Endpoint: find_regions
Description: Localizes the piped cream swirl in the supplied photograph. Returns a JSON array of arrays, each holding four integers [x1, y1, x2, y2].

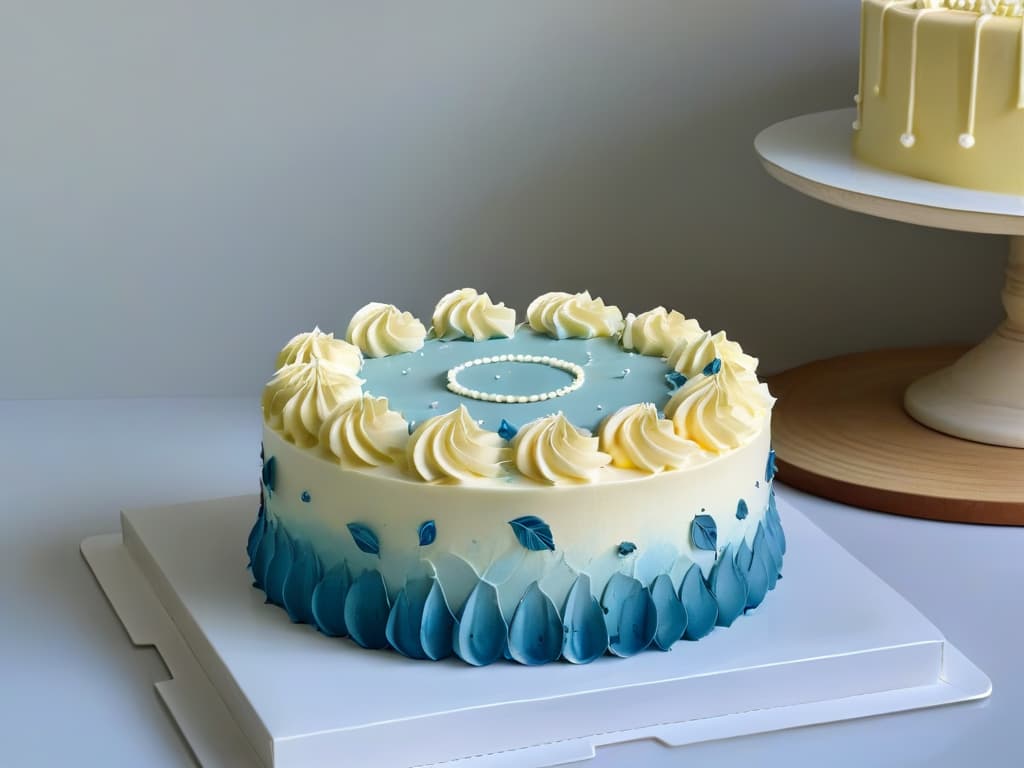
[[621, 307, 703, 357], [276, 327, 362, 374], [262, 359, 364, 447], [407, 405, 510, 483], [526, 291, 624, 340], [320, 394, 408, 468], [432, 288, 516, 341], [664, 364, 774, 453], [915, 0, 1022, 15], [598, 403, 703, 473], [346, 302, 427, 358], [512, 413, 611, 484], [667, 330, 759, 379]]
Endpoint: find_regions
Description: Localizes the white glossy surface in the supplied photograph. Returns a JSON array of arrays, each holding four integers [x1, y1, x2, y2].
[[4, 398, 1023, 766]]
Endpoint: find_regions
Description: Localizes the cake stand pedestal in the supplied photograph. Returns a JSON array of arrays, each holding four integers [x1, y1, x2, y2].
[[755, 108, 1024, 525]]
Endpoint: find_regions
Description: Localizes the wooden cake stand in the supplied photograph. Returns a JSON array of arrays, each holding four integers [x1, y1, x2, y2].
[[754, 108, 1024, 525]]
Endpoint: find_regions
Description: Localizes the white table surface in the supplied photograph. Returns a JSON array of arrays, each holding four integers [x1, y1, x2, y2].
[[3, 397, 1021, 767]]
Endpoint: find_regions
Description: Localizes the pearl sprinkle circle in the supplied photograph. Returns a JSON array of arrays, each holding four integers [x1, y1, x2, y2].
[[446, 354, 585, 404]]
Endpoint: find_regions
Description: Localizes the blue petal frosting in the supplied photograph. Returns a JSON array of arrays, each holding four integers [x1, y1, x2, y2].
[[282, 537, 322, 624], [497, 419, 518, 440], [246, 503, 266, 569], [508, 583, 562, 666], [617, 541, 637, 557], [419, 579, 456, 661], [740, 537, 770, 610], [561, 574, 608, 665], [702, 358, 722, 376], [765, 449, 777, 483], [508, 515, 555, 552], [601, 573, 656, 658], [250, 516, 277, 590], [264, 524, 293, 607], [709, 544, 748, 627], [344, 570, 390, 649], [311, 562, 351, 637], [347, 522, 381, 557], [417, 520, 437, 547], [691, 514, 718, 552], [679, 563, 718, 640], [453, 581, 508, 666], [650, 574, 687, 651], [262, 455, 276, 493], [386, 576, 434, 660], [767, 489, 786, 555], [665, 371, 687, 393], [754, 523, 780, 592]]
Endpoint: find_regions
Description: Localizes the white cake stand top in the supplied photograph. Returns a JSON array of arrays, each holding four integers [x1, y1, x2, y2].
[[754, 108, 1024, 236]]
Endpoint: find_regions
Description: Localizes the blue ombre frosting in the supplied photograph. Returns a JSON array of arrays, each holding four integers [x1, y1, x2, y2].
[[246, 488, 786, 665]]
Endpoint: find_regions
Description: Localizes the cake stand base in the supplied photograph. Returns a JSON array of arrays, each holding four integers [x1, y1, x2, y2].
[[769, 347, 1024, 525]]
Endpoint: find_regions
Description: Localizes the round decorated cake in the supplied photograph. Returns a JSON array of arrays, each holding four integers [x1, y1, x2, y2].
[[247, 289, 785, 666], [853, 0, 1024, 194]]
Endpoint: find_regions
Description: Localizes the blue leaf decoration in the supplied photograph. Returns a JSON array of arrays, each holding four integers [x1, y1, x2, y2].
[[347, 522, 380, 557], [497, 419, 518, 440], [418, 520, 437, 547], [508, 583, 562, 666], [709, 544, 748, 627], [741, 537, 770, 610], [765, 449, 777, 483], [344, 570, 390, 649], [762, 517, 784, 582], [452, 581, 508, 666], [250, 517, 277, 590], [736, 499, 748, 520], [754, 523, 780, 591], [246, 503, 266, 569], [300, 490, 311, 503], [311, 563, 351, 637], [264, 524, 293, 608], [679, 564, 717, 640], [617, 541, 637, 557], [601, 573, 656, 658], [386, 577, 433, 660], [650, 574, 687, 651], [702, 357, 722, 376], [262, 455, 276, 493], [419, 579, 456, 661], [508, 516, 555, 552], [561, 574, 608, 664], [691, 514, 718, 552], [665, 371, 687, 393], [283, 538, 322, 624]]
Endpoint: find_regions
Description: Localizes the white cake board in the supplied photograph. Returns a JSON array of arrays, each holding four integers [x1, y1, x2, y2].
[[81, 495, 990, 768]]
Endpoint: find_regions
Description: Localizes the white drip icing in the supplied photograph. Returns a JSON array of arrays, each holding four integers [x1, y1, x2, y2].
[[901, 9, 941, 148], [961, 13, 993, 149], [855, 0, 868, 129], [876, 0, 917, 97]]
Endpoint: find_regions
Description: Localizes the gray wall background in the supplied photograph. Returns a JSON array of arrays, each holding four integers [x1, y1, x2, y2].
[[0, 1, 1007, 399]]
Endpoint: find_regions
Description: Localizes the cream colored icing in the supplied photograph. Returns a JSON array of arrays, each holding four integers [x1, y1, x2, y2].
[[263, 359, 364, 448], [916, 0, 1022, 14], [407, 405, 510, 483], [526, 291, 624, 340], [512, 412, 611, 484], [432, 288, 516, 342], [275, 327, 363, 374], [598, 403, 703, 473], [621, 307, 703, 357], [320, 394, 408, 469], [667, 330, 758, 380], [665, 367, 774, 454], [346, 302, 427, 358]]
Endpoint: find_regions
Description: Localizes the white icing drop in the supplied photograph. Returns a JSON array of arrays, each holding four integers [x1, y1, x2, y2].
[[901, 8, 941, 149]]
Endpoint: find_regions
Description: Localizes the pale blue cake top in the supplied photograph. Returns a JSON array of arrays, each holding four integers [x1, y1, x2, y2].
[[359, 328, 674, 433]]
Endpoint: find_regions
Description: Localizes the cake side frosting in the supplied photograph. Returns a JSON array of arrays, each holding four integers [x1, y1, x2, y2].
[[852, 0, 1024, 194]]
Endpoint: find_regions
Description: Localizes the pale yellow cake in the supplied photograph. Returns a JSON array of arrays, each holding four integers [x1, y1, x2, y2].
[[853, 0, 1024, 194]]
